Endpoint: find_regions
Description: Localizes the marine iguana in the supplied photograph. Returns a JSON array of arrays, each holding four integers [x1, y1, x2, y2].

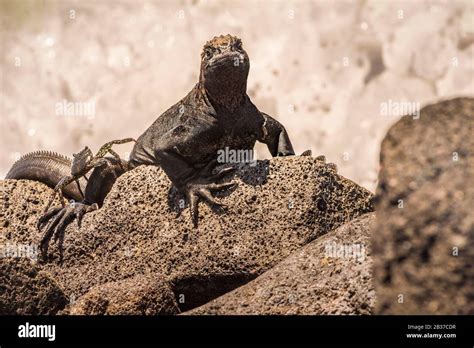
[[6, 34, 296, 256]]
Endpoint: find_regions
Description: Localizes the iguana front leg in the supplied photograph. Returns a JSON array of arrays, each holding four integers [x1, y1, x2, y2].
[[259, 112, 295, 156], [39, 157, 127, 260], [38, 157, 109, 259]]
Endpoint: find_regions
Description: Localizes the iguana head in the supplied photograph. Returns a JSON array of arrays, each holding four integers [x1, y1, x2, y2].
[[199, 34, 250, 111]]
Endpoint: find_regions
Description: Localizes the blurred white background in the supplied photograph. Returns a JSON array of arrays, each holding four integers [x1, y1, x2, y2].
[[1, 0, 473, 191]]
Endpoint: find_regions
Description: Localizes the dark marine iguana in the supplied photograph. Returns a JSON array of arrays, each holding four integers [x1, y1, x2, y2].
[[6, 35, 296, 256]]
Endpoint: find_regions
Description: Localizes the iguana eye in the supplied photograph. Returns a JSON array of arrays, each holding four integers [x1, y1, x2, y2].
[[204, 49, 213, 59]]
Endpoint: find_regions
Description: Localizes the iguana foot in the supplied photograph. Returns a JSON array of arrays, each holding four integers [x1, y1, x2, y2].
[[182, 163, 237, 227], [38, 202, 98, 259], [185, 181, 237, 227]]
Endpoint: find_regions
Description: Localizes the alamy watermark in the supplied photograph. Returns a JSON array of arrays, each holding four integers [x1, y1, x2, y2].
[[217, 146, 256, 166], [0, 242, 38, 261], [380, 99, 420, 119], [55, 99, 96, 118], [325, 242, 366, 262], [18, 322, 55, 341]]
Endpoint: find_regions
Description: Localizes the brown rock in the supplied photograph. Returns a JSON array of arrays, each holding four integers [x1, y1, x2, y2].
[[187, 213, 375, 315], [0, 257, 67, 315], [373, 97, 474, 314], [1, 156, 374, 312], [65, 274, 179, 315]]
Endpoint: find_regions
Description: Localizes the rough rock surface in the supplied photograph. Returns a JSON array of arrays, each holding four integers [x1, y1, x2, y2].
[[65, 274, 179, 315], [373, 97, 474, 314], [188, 213, 375, 315], [0, 257, 67, 315], [0, 156, 373, 312]]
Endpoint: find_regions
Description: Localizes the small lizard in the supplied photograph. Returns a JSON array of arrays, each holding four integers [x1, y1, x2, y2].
[[6, 35, 295, 257]]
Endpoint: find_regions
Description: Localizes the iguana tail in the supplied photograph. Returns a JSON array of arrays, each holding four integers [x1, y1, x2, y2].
[[5, 151, 87, 202]]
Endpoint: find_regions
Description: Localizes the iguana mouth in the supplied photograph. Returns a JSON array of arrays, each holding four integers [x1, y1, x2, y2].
[[205, 56, 249, 81], [209, 51, 246, 66]]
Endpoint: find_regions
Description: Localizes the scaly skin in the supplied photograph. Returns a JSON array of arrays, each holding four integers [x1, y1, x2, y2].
[[6, 151, 87, 201], [6, 35, 295, 259]]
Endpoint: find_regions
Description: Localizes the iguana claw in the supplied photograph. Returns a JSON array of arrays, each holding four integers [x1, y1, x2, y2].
[[182, 163, 237, 227], [185, 181, 237, 227], [39, 202, 98, 260]]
